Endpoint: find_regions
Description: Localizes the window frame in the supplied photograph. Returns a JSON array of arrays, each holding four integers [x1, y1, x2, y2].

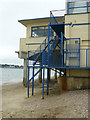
[[31, 25, 53, 38], [67, 0, 90, 14]]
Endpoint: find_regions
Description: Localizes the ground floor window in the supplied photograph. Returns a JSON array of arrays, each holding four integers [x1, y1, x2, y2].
[[31, 26, 53, 37]]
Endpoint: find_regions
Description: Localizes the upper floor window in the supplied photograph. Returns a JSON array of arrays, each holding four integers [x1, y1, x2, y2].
[[67, 0, 90, 14], [31, 26, 53, 37]]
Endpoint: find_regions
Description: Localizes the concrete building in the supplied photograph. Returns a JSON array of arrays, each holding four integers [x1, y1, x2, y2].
[[17, 0, 90, 98]]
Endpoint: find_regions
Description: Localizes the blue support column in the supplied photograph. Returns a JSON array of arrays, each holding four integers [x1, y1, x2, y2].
[[48, 25, 50, 67], [27, 51, 30, 98], [47, 24, 50, 96], [27, 66, 30, 98], [47, 68, 49, 95], [32, 67, 34, 96], [61, 32, 63, 67], [42, 50, 45, 99], [42, 68, 45, 99]]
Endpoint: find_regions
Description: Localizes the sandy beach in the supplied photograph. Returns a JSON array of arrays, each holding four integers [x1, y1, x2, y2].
[[1, 79, 89, 118]]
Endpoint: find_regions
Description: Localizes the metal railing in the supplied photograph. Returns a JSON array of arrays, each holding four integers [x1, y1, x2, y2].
[[64, 37, 90, 68], [28, 37, 48, 66], [80, 49, 90, 68], [64, 49, 90, 68], [64, 37, 80, 67]]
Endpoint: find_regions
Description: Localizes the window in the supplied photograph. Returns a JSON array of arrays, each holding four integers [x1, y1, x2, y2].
[[69, 7, 87, 14], [69, 1, 87, 8], [67, 0, 90, 14], [31, 26, 53, 37]]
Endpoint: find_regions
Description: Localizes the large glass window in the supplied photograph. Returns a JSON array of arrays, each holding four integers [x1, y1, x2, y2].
[[31, 26, 53, 37], [67, 0, 90, 14]]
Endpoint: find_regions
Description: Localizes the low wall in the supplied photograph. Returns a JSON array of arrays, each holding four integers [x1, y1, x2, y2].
[[57, 76, 90, 92]]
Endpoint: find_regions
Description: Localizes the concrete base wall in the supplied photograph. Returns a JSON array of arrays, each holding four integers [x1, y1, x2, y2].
[[67, 77, 89, 90], [57, 76, 90, 92], [57, 69, 90, 92]]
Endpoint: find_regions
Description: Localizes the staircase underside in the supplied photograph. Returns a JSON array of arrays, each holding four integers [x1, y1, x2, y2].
[[50, 24, 64, 37]]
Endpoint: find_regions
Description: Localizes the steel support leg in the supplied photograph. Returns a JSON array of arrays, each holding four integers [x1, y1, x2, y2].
[[42, 68, 45, 99], [47, 68, 50, 95], [27, 66, 29, 98], [32, 67, 34, 96]]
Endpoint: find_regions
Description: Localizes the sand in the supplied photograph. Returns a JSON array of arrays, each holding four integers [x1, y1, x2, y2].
[[0, 79, 89, 118]]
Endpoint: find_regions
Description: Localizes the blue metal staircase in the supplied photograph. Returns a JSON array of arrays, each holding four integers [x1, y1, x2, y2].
[[27, 34, 62, 98], [27, 10, 65, 98]]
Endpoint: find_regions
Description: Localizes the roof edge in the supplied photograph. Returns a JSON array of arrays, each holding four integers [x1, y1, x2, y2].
[[18, 16, 65, 22]]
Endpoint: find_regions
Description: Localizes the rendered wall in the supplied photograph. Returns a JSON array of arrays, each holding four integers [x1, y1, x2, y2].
[[20, 37, 46, 52], [63, 13, 90, 90], [65, 13, 89, 45], [65, 13, 90, 67]]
